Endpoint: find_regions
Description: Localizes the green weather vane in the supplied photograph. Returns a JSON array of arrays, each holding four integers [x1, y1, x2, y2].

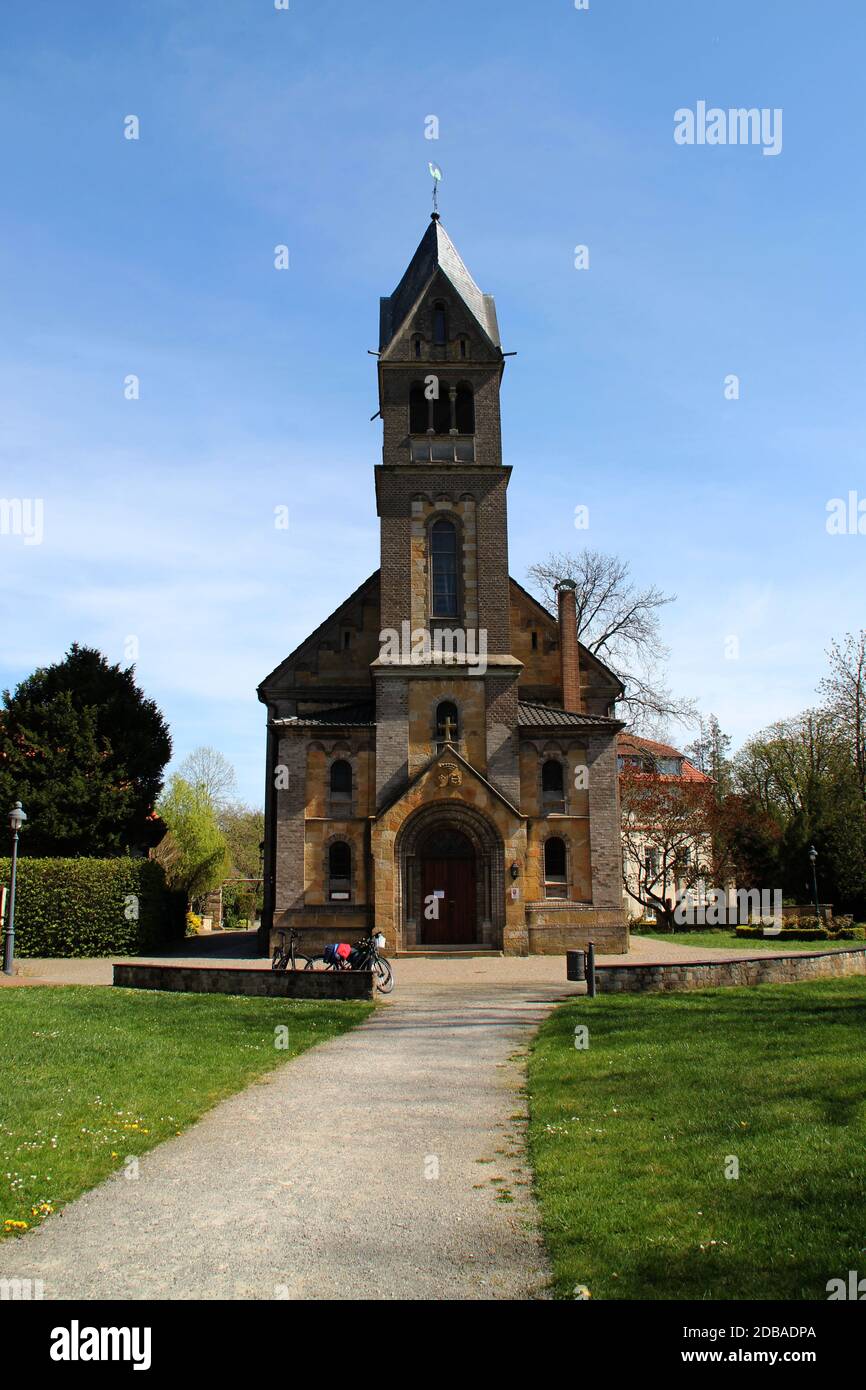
[[428, 161, 442, 215]]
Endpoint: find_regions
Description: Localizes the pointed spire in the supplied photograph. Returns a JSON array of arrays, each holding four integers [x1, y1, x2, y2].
[[379, 219, 500, 353]]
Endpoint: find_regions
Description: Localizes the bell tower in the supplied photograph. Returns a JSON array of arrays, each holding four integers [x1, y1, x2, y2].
[[372, 215, 522, 809]]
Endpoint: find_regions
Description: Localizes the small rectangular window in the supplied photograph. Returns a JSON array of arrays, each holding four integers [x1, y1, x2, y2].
[[531, 630, 538, 650]]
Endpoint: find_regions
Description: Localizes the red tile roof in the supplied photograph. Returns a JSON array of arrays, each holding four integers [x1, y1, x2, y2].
[[618, 733, 710, 782]]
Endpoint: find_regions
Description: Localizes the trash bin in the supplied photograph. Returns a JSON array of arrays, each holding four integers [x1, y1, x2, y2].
[[566, 949, 586, 982]]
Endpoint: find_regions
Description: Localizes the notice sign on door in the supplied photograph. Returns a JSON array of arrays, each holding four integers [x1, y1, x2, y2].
[[432, 890, 445, 898]]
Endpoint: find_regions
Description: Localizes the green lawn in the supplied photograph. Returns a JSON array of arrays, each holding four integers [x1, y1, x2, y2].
[[632, 927, 862, 952], [0, 986, 371, 1237], [527, 977, 866, 1300]]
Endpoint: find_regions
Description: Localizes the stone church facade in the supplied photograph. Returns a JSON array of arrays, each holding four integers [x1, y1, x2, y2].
[[258, 216, 628, 956]]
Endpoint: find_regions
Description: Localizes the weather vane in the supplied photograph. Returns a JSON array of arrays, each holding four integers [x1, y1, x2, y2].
[[428, 161, 442, 216]]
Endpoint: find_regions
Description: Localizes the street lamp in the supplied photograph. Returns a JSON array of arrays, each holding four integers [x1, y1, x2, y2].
[[808, 844, 821, 924], [3, 801, 26, 976]]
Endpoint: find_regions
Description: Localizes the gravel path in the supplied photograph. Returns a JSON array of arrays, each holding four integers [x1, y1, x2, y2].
[[0, 980, 567, 1301]]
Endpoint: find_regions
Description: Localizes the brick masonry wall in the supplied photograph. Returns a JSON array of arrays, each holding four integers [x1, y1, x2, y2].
[[375, 468, 512, 652], [374, 677, 409, 808], [527, 910, 627, 954], [274, 735, 310, 913], [270, 916, 372, 953], [585, 733, 625, 913], [485, 674, 520, 804], [113, 962, 375, 999], [596, 946, 866, 993]]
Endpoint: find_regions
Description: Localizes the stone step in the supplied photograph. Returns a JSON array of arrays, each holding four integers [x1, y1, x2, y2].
[[394, 948, 505, 959]]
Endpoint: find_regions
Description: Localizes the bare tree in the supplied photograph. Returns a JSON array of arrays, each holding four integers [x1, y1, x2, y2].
[[819, 631, 866, 803], [620, 762, 713, 929], [685, 714, 732, 800], [527, 549, 696, 732], [177, 745, 238, 810]]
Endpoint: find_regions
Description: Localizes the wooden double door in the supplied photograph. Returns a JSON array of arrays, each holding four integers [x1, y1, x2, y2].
[[419, 828, 477, 945]]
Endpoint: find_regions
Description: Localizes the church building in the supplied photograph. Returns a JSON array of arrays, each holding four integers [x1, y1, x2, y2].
[[257, 215, 628, 956]]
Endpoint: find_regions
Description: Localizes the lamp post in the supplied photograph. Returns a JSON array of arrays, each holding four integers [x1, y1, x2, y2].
[[808, 844, 821, 924], [3, 801, 26, 976]]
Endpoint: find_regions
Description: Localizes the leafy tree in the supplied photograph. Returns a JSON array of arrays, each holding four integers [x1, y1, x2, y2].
[[710, 792, 783, 895], [220, 803, 264, 878], [0, 644, 171, 856], [527, 548, 696, 732], [152, 776, 228, 909], [219, 802, 265, 926], [732, 710, 866, 914]]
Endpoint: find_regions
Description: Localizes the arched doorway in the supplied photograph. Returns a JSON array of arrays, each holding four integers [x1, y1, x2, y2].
[[419, 827, 476, 945], [396, 803, 505, 950]]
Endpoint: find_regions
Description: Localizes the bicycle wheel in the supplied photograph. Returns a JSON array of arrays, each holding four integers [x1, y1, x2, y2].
[[304, 955, 332, 971], [271, 949, 287, 973], [292, 956, 313, 972], [373, 957, 394, 994]]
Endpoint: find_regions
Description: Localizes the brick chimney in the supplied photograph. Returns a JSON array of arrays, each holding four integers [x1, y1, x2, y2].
[[556, 579, 582, 713]]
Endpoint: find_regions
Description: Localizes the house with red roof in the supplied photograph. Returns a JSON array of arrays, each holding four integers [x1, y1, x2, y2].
[[617, 733, 713, 923]]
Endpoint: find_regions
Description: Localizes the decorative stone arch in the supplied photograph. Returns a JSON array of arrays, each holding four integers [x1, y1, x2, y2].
[[396, 801, 505, 949]]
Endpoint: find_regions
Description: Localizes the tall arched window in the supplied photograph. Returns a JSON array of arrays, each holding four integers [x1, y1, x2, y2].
[[455, 383, 474, 434], [542, 759, 565, 812], [328, 841, 352, 900], [432, 300, 447, 345], [544, 837, 567, 899], [409, 382, 428, 433], [430, 517, 459, 618], [329, 759, 352, 802], [436, 700, 459, 742]]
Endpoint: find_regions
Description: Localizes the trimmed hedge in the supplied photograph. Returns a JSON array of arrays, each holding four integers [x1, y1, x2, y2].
[[0, 857, 186, 957], [735, 924, 865, 942]]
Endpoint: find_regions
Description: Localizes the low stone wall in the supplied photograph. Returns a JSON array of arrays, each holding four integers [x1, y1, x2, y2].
[[596, 946, 866, 994], [113, 962, 374, 1000]]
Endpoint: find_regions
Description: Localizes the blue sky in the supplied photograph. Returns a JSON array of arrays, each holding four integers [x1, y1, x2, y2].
[[1, 0, 864, 804]]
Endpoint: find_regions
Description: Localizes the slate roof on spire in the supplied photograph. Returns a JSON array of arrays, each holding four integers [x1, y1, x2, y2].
[[379, 216, 501, 352]]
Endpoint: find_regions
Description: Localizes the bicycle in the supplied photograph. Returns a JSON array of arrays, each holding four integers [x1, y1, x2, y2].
[[271, 928, 312, 973], [305, 931, 394, 994]]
